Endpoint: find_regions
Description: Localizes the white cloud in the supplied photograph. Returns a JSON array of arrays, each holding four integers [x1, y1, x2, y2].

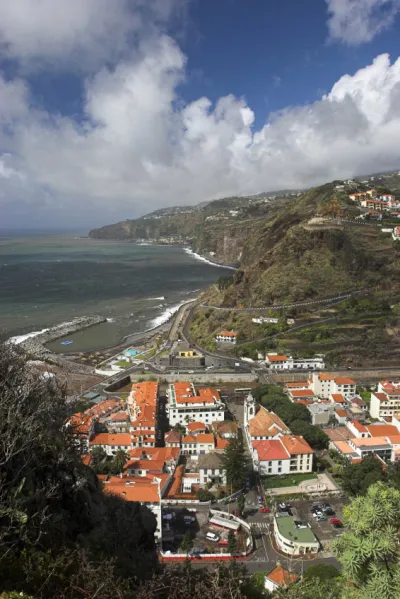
[[326, 0, 400, 44], [1, 47, 400, 227], [0, 0, 182, 70]]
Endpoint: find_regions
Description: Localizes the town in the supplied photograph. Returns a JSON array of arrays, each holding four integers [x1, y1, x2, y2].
[[68, 362, 400, 590]]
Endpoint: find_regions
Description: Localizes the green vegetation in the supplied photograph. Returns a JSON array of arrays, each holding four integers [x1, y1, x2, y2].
[[217, 275, 234, 291], [237, 493, 245, 516], [340, 455, 400, 496], [221, 435, 248, 491], [227, 530, 237, 553], [90, 446, 130, 475], [0, 344, 157, 599], [262, 472, 316, 489], [180, 531, 194, 553], [115, 359, 131, 367], [196, 488, 215, 502], [303, 563, 340, 582], [335, 482, 400, 599]]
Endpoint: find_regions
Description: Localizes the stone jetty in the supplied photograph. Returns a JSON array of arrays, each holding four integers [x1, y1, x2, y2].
[[14, 315, 106, 364]]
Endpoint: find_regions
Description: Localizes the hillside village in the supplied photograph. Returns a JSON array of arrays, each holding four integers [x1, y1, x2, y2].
[[67, 367, 400, 572]]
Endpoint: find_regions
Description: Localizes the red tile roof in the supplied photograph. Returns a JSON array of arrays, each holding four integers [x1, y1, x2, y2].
[[252, 439, 289, 461], [289, 389, 315, 398], [267, 355, 287, 361], [335, 377, 356, 385], [90, 433, 132, 447], [280, 435, 313, 455], [367, 424, 399, 437], [266, 566, 298, 587]]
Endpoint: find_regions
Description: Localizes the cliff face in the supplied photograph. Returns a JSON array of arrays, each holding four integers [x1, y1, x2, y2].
[[89, 181, 400, 305]]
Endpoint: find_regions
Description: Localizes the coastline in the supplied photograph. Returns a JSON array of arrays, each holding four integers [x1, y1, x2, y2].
[[5, 244, 234, 359], [183, 247, 238, 270]]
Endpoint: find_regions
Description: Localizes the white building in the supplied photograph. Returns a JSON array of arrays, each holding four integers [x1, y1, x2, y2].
[[308, 372, 356, 399], [198, 453, 227, 486], [215, 331, 237, 344], [273, 515, 319, 555], [166, 382, 225, 427], [244, 395, 290, 447], [264, 567, 298, 593], [252, 317, 279, 324], [181, 433, 215, 456], [252, 435, 313, 476], [370, 380, 400, 419], [89, 433, 132, 456], [266, 354, 325, 370]]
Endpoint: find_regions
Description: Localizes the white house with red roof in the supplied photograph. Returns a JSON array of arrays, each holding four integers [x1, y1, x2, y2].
[[166, 382, 225, 427], [266, 354, 324, 370], [370, 381, 400, 419], [215, 331, 237, 344], [252, 436, 314, 476], [309, 372, 356, 399]]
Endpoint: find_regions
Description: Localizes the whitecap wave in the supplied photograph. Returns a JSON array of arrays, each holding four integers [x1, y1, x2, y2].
[[10, 327, 50, 344], [106, 318, 114, 323], [145, 296, 165, 301], [183, 248, 236, 270], [146, 298, 195, 331]]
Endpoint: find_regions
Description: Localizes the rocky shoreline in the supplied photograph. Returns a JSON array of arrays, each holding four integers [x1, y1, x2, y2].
[[15, 316, 106, 365]]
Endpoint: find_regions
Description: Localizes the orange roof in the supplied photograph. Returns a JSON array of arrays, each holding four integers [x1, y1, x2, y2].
[[335, 377, 356, 385], [289, 389, 315, 398], [335, 409, 348, 418], [103, 479, 160, 503], [218, 331, 237, 337], [182, 435, 196, 444], [295, 399, 314, 406], [367, 424, 399, 437], [331, 393, 345, 403], [380, 381, 400, 395], [248, 406, 289, 438], [109, 411, 129, 422], [174, 386, 220, 405], [164, 430, 181, 443], [266, 566, 298, 587], [167, 464, 185, 497], [318, 373, 335, 380], [215, 437, 229, 450], [267, 355, 287, 361], [386, 435, 400, 444], [197, 433, 215, 444], [252, 439, 289, 461], [352, 436, 390, 447], [90, 433, 132, 447], [349, 420, 368, 433], [373, 392, 389, 402], [334, 440, 357, 455], [280, 435, 313, 456], [187, 421, 207, 433], [125, 459, 165, 472]]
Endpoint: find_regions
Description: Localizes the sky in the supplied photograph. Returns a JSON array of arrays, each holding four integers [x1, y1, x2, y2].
[[1, 0, 400, 229]]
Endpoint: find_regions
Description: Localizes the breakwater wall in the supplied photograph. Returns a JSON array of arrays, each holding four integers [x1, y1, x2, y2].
[[16, 316, 106, 362]]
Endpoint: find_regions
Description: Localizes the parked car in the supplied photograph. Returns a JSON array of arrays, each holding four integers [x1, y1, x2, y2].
[[324, 508, 335, 516], [206, 531, 220, 542], [257, 495, 264, 505], [259, 507, 271, 513], [316, 514, 326, 521]]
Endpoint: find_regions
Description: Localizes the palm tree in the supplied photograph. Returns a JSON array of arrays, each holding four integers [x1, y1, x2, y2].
[[113, 448, 130, 474]]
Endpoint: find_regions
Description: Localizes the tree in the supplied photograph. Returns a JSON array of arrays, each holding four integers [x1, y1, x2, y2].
[[180, 531, 193, 553], [112, 448, 130, 474], [290, 419, 329, 450], [237, 493, 245, 516], [0, 343, 157, 598], [90, 445, 107, 469], [136, 563, 271, 599], [334, 482, 400, 599], [303, 563, 340, 581], [221, 435, 248, 491], [227, 530, 237, 554], [196, 488, 214, 501], [341, 454, 385, 495]]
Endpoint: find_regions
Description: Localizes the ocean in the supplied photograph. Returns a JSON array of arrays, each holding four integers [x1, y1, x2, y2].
[[0, 233, 232, 352]]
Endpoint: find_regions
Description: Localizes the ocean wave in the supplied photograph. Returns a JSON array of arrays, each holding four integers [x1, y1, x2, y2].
[[145, 296, 165, 301], [106, 318, 114, 322], [183, 248, 236, 270], [146, 298, 195, 331], [9, 327, 51, 344]]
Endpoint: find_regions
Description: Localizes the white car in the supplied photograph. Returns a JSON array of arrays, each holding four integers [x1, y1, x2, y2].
[[206, 531, 220, 542]]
